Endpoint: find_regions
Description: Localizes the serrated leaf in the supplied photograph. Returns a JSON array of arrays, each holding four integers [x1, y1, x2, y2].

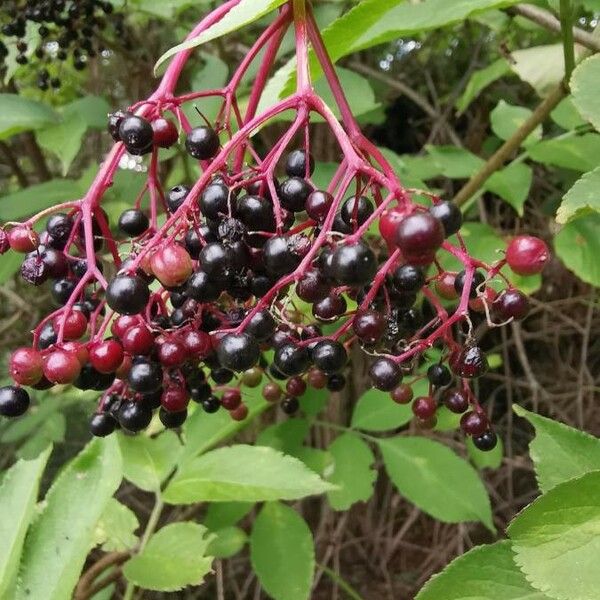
[[118, 430, 182, 492], [456, 59, 512, 114], [557, 167, 600, 224], [93, 498, 139, 552], [508, 471, 600, 600], [0, 448, 51, 599], [528, 134, 600, 172], [415, 540, 552, 600], [155, 0, 287, 73], [0, 94, 58, 140], [513, 405, 600, 492], [207, 526, 247, 558], [123, 522, 214, 592], [326, 433, 376, 511], [554, 213, 600, 286], [571, 54, 600, 132], [250, 502, 314, 600], [163, 444, 334, 504], [467, 436, 504, 470], [379, 436, 494, 531], [351, 380, 426, 432], [490, 101, 542, 147], [16, 438, 122, 600]]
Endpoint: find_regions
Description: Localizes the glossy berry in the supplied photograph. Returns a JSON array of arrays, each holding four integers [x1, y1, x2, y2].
[[111, 315, 140, 339], [118, 209, 149, 237], [263, 236, 301, 276], [9, 348, 43, 386], [341, 195, 374, 228], [46, 213, 73, 242], [393, 264, 425, 293], [151, 117, 178, 147], [158, 340, 187, 368], [167, 184, 190, 213], [181, 329, 211, 357], [281, 395, 299, 415], [106, 275, 150, 315], [460, 410, 489, 436], [429, 201, 462, 237], [217, 333, 260, 372], [150, 243, 193, 288], [311, 340, 347, 374], [395, 212, 444, 264], [8, 227, 39, 253], [237, 194, 275, 233], [200, 182, 230, 220], [307, 368, 327, 389], [186, 126, 220, 160], [53, 311, 88, 340], [43, 349, 82, 384], [279, 177, 313, 212], [379, 207, 405, 247], [493, 289, 529, 321], [326, 373, 346, 392], [274, 343, 310, 376], [454, 270, 485, 299], [242, 368, 262, 388], [285, 150, 314, 178], [450, 345, 488, 378], [90, 340, 124, 374], [221, 389, 242, 410], [427, 364, 452, 387], [161, 386, 189, 412], [128, 360, 163, 393], [331, 241, 377, 286], [353, 309, 385, 344], [391, 384, 413, 404], [262, 382, 282, 402], [313, 293, 347, 322], [122, 324, 155, 355], [199, 243, 232, 277], [159, 407, 187, 428], [107, 110, 130, 141], [230, 403, 249, 421], [296, 270, 329, 303], [369, 358, 402, 391], [305, 190, 333, 223], [442, 389, 469, 414], [245, 310, 277, 342], [435, 272, 458, 300], [118, 401, 153, 432], [118, 115, 153, 154], [0, 386, 30, 417], [506, 235, 549, 276], [90, 412, 117, 437], [472, 430, 498, 451], [202, 395, 221, 413], [412, 396, 437, 419]]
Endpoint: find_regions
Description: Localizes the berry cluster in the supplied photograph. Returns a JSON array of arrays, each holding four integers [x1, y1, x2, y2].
[[0, 0, 127, 90], [0, 0, 550, 451]]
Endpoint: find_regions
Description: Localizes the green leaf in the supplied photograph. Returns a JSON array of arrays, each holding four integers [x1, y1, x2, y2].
[[0, 448, 51, 598], [528, 134, 600, 172], [123, 522, 214, 592], [351, 387, 413, 432], [163, 444, 334, 504], [117, 430, 182, 492], [485, 161, 532, 215], [426, 145, 485, 179], [326, 433, 376, 511], [554, 213, 600, 286], [557, 167, 600, 224], [508, 471, 600, 600], [415, 540, 552, 600], [250, 502, 314, 600], [93, 498, 139, 552], [0, 179, 83, 221], [379, 436, 494, 531], [0, 252, 22, 284], [257, 418, 310, 453], [551, 97, 587, 130], [16, 438, 122, 600], [203, 501, 253, 531], [571, 54, 600, 132], [510, 44, 567, 97], [0, 94, 58, 140], [17, 412, 65, 460], [37, 111, 88, 176], [207, 526, 247, 559], [490, 101, 542, 147], [467, 436, 504, 470], [456, 59, 511, 114], [155, 0, 287, 73], [183, 53, 229, 124], [513, 405, 600, 492], [298, 387, 329, 417]]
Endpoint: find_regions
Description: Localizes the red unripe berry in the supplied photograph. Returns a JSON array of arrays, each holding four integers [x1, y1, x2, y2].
[[61, 341, 89, 366], [43, 349, 81, 384], [150, 243, 193, 288], [221, 389, 242, 410], [111, 315, 140, 339], [89, 340, 124, 373], [307, 368, 327, 389], [469, 287, 497, 313], [442, 388, 469, 414], [286, 376, 307, 397], [158, 339, 187, 367], [122, 324, 155, 355], [395, 212, 444, 264], [493, 289, 530, 321], [435, 272, 459, 300], [353, 309, 385, 344], [180, 329, 211, 357], [379, 206, 406, 247], [506, 235, 549, 276], [412, 396, 437, 419], [8, 226, 39, 253], [230, 403, 248, 421], [54, 311, 88, 340], [262, 382, 282, 402], [151, 117, 179, 148], [116, 354, 132, 379], [390, 383, 413, 404], [10, 347, 43, 385], [460, 410, 489, 436], [161, 386, 189, 412]]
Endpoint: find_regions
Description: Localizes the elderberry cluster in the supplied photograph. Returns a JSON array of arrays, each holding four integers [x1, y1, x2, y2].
[[0, 0, 128, 90], [0, 1, 551, 453]]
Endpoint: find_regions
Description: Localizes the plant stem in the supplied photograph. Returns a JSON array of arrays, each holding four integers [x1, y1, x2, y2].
[[560, 0, 576, 82], [453, 83, 567, 206], [319, 564, 366, 600], [122, 494, 164, 600]]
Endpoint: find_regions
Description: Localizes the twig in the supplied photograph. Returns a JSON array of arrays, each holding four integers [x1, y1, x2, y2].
[[74, 551, 130, 600], [507, 4, 600, 53], [559, 0, 576, 81], [453, 83, 567, 205]]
